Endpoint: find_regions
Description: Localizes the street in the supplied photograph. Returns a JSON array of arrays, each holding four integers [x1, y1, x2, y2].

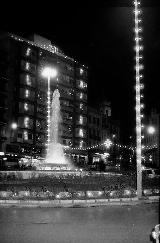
[[0, 203, 158, 243]]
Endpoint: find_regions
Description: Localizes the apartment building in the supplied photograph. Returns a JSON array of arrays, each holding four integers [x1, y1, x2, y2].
[[0, 32, 88, 161]]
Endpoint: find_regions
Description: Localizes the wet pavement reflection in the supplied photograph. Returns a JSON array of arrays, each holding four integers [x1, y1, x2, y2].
[[0, 203, 158, 243]]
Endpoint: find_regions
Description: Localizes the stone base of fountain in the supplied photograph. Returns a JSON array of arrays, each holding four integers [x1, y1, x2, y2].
[[39, 142, 74, 171], [36, 162, 74, 171]]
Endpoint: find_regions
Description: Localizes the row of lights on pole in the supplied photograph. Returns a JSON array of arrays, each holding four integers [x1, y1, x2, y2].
[[134, 0, 144, 198]]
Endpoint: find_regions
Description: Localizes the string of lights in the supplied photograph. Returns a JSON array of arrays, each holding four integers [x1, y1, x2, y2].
[[47, 76, 51, 152], [134, 0, 144, 198], [63, 141, 135, 151], [10, 34, 88, 68], [143, 144, 158, 150]]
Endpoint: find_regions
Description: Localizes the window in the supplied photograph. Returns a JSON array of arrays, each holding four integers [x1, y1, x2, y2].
[[68, 89, 74, 96], [79, 140, 83, 148], [20, 74, 35, 87], [76, 115, 87, 125], [25, 62, 30, 70], [80, 103, 83, 109], [59, 74, 74, 85], [36, 133, 45, 143], [21, 60, 36, 74], [80, 68, 84, 75], [79, 129, 84, 137], [18, 117, 33, 129], [36, 119, 46, 131], [61, 125, 72, 137], [61, 100, 69, 107], [79, 115, 83, 125], [37, 105, 46, 114], [26, 48, 31, 56], [24, 117, 29, 128], [24, 103, 29, 111], [19, 102, 34, 114], [77, 80, 87, 89], [26, 74, 31, 86], [76, 92, 87, 101], [80, 93, 83, 99], [25, 89, 30, 98], [28, 133, 32, 140], [23, 130, 28, 140], [62, 139, 72, 146], [63, 112, 73, 121], [21, 46, 37, 60], [66, 64, 74, 72], [20, 88, 35, 100], [75, 128, 86, 138]]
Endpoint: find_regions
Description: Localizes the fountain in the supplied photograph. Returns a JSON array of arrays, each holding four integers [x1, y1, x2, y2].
[[36, 89, 74, 171]]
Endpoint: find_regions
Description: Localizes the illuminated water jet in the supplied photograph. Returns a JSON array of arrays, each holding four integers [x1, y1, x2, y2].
[[37, 89, 74, 170]]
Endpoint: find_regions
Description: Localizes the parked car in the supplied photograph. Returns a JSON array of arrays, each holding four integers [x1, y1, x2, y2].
[[142, 168, 159, 179], [154, 169, 160, 177]]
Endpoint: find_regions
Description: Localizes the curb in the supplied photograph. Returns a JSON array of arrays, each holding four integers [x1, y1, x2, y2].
[[0, 196, 159, 208]]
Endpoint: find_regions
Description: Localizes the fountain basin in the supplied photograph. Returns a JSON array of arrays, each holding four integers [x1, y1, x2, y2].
[[36, 162, 74, 171]]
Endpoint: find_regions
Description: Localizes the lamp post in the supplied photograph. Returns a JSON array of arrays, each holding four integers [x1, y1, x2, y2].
[[104, 139, 112, 163], [146, 125, 156, 166], [134, 0, 144, 199], [42, 67, 58, 153]]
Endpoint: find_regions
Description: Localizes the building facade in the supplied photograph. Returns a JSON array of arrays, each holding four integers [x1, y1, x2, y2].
[[88, 102, 120, 146], [87, 102, 121, 168], [0, 33, 88, 162]]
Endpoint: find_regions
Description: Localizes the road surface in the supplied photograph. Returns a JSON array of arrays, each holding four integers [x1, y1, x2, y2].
[[0, 203, 159, 243]]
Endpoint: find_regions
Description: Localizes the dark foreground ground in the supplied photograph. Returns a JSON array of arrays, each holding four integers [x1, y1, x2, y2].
[[0, 203, 159, 243]]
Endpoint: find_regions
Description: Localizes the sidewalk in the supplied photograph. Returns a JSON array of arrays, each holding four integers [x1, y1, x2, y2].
[[0, 196, 159, 208]]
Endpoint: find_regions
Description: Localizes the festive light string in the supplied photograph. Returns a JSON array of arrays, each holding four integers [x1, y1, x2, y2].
[[63, 141, 135, 151], [46, 77, 51, 153], [63, 142, 157, 152], [66, 142, 155, 151], [134, 0, 144, 198], [134, 0, 144, 160], [143, 144, 158, 150], [10, 34, 88, 68]]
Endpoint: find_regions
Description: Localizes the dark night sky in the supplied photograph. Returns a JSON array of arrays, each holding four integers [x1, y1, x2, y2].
[[1, 0, 160, 143]]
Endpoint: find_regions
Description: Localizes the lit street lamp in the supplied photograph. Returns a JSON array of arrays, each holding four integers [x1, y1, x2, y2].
[[147, 126, 156, 135], [104, 139, 112, 149], [11, 122, 18, 130], [104, 139, 112, 161], [42, 67, 58, 152]]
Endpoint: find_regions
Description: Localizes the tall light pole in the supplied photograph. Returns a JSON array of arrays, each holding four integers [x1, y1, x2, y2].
[[42, 67, 58, 153], [133, 0, 144, 198]]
